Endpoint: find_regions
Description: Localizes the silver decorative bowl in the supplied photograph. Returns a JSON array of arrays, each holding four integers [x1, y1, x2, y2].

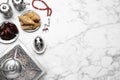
[[1, 58, 22, 79], [33, 36, 46, 54]]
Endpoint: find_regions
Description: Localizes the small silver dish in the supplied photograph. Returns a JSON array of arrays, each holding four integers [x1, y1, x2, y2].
[[1, 49, 22, 79], [33, 36, 46, 54], [1, 58, 22, 79]]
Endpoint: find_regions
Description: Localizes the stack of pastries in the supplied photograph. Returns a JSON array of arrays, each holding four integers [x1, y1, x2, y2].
[[18, 11, 41, 30]]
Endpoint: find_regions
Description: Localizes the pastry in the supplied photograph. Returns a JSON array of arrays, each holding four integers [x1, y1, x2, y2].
[[19, 15, 35, 25], [23, 11, 40, 21], [21, 25, 33, 30], [33, 23, 41, 28]]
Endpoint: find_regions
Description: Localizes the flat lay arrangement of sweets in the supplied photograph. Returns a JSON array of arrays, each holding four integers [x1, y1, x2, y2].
[[0, 0, 52, 79], [0, 0, 52, 51], [18, 11, 41, 31]]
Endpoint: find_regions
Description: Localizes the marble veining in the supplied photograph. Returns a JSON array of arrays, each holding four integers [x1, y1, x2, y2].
[[0, 0, 120, 80]]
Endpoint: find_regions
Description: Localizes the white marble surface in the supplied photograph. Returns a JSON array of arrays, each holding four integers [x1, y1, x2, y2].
[[0, 0, 120, 80]]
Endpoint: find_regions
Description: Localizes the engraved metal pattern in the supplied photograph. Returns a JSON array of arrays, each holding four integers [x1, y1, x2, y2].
[[0, 45, 43, 80]]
